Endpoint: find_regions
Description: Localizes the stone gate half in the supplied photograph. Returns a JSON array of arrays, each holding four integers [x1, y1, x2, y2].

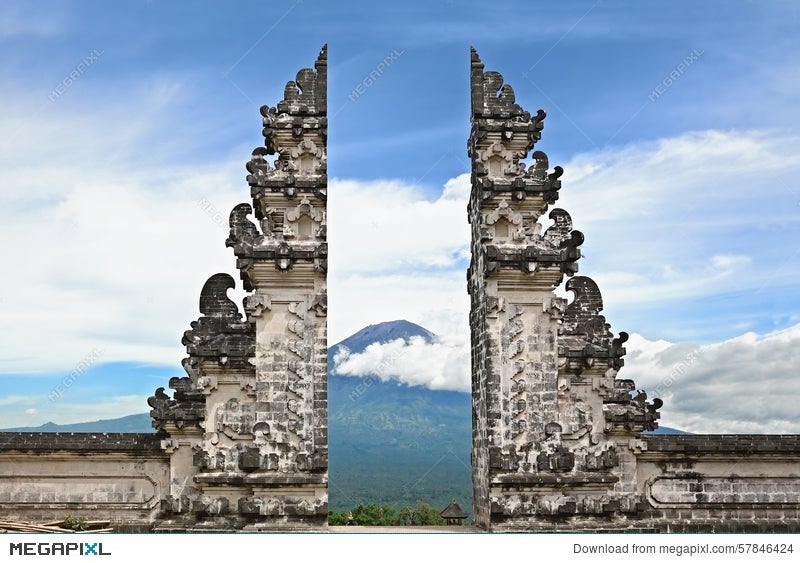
[[468, 48, 661, 530], [467, 48, 800, 532], [148, 45, 329, 531]]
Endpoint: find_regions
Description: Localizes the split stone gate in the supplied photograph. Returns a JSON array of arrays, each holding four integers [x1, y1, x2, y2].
[[1, 46, 799, 532]]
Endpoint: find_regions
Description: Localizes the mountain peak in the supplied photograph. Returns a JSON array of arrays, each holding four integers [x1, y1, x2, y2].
[[332, 320, 436, 355]]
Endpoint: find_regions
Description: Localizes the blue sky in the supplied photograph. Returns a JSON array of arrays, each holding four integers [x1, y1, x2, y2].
[[1, 1, 799, 432]]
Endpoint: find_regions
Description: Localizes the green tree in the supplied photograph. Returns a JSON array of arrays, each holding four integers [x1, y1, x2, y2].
[[397, 506, 414, 526], [328, 510, 349, 526], [329, 501, 450, 526], [410, 502, 445, 525], [350, 503, 398, 526]]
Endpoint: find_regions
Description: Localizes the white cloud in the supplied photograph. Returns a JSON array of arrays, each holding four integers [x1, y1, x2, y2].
[[0, 84, 251, 373], [625, 325, 800, 433], [328, 174, 470, 275], [560, 129, 800, 238], [0, 165, 248, 373], [710, 253, 751, 271], [327, 174, 471, 343], [554, 129, 800, 340], [330, 322, 800, 434], [333, 334, 470, 392]]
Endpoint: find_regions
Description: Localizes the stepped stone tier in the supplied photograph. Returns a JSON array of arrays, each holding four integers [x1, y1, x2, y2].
[[0, 46, 798, 533], [149, 45, 329, 531]]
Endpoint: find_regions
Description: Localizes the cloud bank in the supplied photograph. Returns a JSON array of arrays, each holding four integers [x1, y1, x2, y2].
[[330, 323, 800, 434], [332, 334, 470, 392], [627, 324, 800, 434]]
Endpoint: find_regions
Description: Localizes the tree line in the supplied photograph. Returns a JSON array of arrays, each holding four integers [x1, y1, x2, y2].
[[329, 502, 458, 526]]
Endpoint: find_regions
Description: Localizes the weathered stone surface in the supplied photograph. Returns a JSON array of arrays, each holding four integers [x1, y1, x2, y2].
[[0, 432, 162, 452], [636, 434, 800, 531], [469, 48, 664, 531], [644, 434, 800, 454], [149, 45, 328, 531], [0, 432, 168, 529]]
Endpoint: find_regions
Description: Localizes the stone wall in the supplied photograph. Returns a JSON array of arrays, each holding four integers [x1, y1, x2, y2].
[[638, 435, 800, 532], [0, 433, 167, 530]]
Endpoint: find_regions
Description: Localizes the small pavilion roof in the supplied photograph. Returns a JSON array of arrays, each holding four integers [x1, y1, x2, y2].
[[440, 499, 468, 519]]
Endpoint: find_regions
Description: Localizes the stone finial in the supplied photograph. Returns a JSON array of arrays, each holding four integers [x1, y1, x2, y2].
[[276, 44, 327, 117], [258, 45, 327, 155], [183, 273, 254, 362], [559, 275, 621, 367], [226, 203, 261, 253], [471, 47, 527, 119], [470, 47, 546, 140], [150, 274, 255, 431], [198, 273, 241, 320], [246, 47, 328, 206], [565, 275, 605, 318], [469, 49, 558, 206]]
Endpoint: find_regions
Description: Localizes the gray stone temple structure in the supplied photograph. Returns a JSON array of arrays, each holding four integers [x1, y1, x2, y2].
[[468, 47, 660, 530], [466, 48, 799, 532], [147, 44, 329, 530], [0, 46, 798, 532]]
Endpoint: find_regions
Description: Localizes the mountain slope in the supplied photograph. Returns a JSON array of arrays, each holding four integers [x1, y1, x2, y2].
[[329, 319, 434, 362], [326, 320, 471, 512], [2, 413, 153, 433], [328, 371, 471, 513]]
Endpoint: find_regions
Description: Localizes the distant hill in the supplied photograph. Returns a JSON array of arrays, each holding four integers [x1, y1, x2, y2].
[[2, 413, 153, 433], [645, 426, 689, 435]]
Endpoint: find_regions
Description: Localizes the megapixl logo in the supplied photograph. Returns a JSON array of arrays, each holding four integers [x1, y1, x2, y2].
[[9, 542, 111, 556]]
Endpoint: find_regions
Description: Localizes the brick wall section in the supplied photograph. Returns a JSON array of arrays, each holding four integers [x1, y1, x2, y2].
[[0, 432, 168, 529], [638, 434, 800, 532], [0, 432, 163, 453], [644, 434, 800, 454], [468, 180, 491, 528]]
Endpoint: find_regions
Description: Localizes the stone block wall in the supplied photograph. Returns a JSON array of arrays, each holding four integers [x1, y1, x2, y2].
[[638, 435, 800, 532], [0, 433, 168, 530]]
